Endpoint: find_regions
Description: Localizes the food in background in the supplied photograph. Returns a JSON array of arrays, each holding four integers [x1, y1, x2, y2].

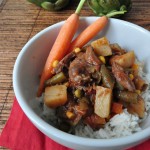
[[88, 0, 132, 18]]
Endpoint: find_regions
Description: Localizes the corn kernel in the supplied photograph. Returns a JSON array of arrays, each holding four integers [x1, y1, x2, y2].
[[129, 74, 134, 80], [52, 60, 59, 68], [132, 64, 139, 70], [99, 56, 106, 64], [74, 48, 81, 53], [135, 90, 141, 95], [74, 89, 82, 98], [66, 111, 75, 119]]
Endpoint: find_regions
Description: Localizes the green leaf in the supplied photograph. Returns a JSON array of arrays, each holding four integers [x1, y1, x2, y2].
[[119, 0, 132, 10], [87, 0, 132, 18], [87, 0, 104, 15], [55, 0, 69, 11], [28, 0, 44, 6], [41, 1, 55, 10], [106, 10, 127, 18], [99, 0, 120, 13], [28, 0, 70, 11]]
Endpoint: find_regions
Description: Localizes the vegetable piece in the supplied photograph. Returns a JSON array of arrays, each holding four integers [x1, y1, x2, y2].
[[134, 76, 148, 91], [66, 111, 75, 119], [94, 86, 112, 118], [28, 0, 70, 11], [44, 85, 67, 108], [37, 0, 86, 96], [129, 74, 134, 80], [74, 89, 82, 98], [110, 51, 135, 68], [74, 47, 81, 53], [127, 96, 145, 118], [119, 0, 132, 10], [131, 64, 139, 76], [27, 0, 42, 7], [132, 64, 139, 70], [41, 0, 69, 11], [100, 65, 115, 89], [135, 90, 141, 95], [112, 102, 123, 114], [52, 60, 59, 68], [99, 56, 106, 64], [87, 0, 132, 18], [68, 16, 108, 53], [91, 37, 112, 56], [115, 90, 138, 103], [45, 72, 67, 86]]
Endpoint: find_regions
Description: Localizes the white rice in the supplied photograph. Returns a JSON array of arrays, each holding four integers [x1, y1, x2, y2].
[[40, 59, 150, 139], [75, 109, 142, 138], [41, 104, 58, 126]]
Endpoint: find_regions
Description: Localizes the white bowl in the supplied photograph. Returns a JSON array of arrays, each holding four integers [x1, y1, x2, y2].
[[13, 17, 150, 150]]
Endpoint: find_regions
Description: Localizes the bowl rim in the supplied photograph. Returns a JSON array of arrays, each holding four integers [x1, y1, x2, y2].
[[13, 17, 150, 147]]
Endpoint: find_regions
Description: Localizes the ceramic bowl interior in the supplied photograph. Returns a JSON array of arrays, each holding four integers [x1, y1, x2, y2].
[[13, 17, 150, 150]]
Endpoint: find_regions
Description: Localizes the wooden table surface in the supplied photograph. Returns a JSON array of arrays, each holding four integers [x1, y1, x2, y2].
[[0, 0, 150, 149]]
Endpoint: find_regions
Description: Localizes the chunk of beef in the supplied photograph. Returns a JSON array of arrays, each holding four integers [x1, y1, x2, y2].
[[112, 62, 135, 91], [69, 52, 91, 86], [84, 114, 106, 130], [57, 96, 89, 126], [85, 46, 101, 66], [69, 47, 101, 87], [54, 52, 76, 74]]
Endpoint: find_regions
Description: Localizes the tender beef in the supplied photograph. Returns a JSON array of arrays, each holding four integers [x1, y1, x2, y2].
[[69, 47, 101, 87], [112, 62, 135, 91], [69, 52, 91, 86], [84, 114, 106, 130], [57, 97, 87, 126], [85, 46, 101, 66], [54, 52, 76, 74]]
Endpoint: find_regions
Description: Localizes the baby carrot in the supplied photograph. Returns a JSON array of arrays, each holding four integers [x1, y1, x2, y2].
[[37, 0, 86, 97], [68, 16, 108, 53]]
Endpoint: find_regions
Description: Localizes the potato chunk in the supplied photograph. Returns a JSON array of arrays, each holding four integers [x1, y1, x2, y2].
[[110, 51, 135, 68], [94, 86, 112, 118], [91, 37, 112, 56], [44, 85, 67, 108]]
